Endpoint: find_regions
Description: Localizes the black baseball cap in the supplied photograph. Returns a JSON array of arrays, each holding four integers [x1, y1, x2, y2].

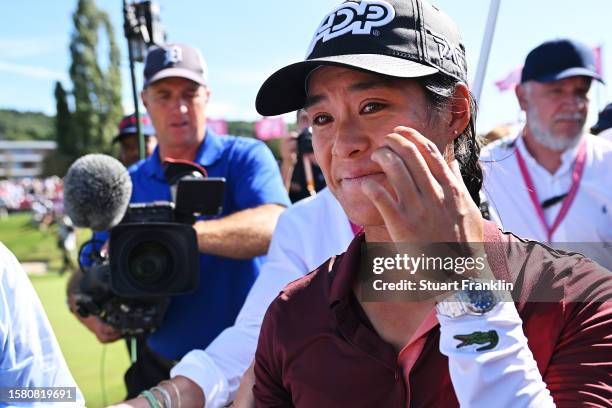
[[591, 103, 612, 135], [112, 113, 156, 144], [520, 39, 603, 84], [256, 0, 467, 116], [143, 43, 208, 88]]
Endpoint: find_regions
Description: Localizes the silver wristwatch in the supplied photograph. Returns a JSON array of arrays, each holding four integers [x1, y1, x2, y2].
[[436, 278, 501, 318]]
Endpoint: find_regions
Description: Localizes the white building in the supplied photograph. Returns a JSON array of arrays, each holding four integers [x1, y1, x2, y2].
[[0, 140, 57, 178]]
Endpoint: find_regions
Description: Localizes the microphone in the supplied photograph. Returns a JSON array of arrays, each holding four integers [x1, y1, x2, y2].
[[63, 154, 133, 231]]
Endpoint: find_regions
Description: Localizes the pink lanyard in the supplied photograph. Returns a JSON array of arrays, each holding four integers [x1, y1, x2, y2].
[[349, 221, 363, 235], [515, 140, 587, 242]]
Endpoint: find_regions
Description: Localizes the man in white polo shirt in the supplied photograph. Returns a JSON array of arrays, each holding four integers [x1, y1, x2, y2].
[[481, 39, 612, 245]]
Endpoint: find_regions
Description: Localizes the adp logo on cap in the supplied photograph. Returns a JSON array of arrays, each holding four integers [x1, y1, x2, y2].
[[431, 31, 465, 69], [306, 0, 395, 57]]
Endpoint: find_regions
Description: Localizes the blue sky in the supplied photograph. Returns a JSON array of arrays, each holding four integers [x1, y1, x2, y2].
[[0, 0, 610, 133]]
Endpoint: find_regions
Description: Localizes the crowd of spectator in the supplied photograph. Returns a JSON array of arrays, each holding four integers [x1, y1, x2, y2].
[[0, 177, 63, 219]]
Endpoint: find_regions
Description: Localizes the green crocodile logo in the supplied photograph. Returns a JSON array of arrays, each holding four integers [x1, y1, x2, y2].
[[453, 330, 499, 352]]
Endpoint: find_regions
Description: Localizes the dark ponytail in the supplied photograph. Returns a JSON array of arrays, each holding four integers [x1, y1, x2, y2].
[[420, 74, 482, 206]]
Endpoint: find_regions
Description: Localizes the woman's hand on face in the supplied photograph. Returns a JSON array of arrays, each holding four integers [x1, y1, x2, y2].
[[360, 126, 482, 244]]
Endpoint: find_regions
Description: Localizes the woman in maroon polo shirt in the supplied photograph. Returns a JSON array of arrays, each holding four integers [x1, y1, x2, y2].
[[249, 0, 612, 407]]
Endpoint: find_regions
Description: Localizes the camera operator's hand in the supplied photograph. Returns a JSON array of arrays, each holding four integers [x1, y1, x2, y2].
[[82, 315, 122, 343], [67, 292, 122, 343]]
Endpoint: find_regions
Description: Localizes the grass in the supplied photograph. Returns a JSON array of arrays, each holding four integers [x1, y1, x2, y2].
[[0, 213, 131, 407]]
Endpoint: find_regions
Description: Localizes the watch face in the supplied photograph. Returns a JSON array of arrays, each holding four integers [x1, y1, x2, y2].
[[465, 288, 497, 314]]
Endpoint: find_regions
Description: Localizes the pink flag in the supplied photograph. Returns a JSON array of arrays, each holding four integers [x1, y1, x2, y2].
[[495, 66, 523, 92], [207, 118, 228, 136], [593, 45, 603, 78], [255, 116, 287, 140]]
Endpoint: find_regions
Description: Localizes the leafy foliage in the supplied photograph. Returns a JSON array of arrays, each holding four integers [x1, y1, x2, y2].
[[68, 0, 123, 156], [0, 109, 54, 141], [54, 82, 75, 155]]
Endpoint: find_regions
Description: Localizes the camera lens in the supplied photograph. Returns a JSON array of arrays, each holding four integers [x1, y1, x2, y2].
[[127, 241, 173, 286]]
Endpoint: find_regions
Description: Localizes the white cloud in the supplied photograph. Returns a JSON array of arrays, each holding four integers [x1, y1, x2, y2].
[[211, 68, 272, 88], [209, 54, 304, 88], [207, 101, 258, 121], [0, 37, 65, 60], [0, 61, 68, 82]]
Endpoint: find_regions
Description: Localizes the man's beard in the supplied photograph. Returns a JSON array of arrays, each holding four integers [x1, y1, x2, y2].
[[527, 106, 584, 152]]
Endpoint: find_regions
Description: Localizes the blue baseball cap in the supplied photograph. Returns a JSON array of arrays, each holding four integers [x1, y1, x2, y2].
[[520, 39, 603, 84], [113, 113, 156, 143], [143, 43, 208, 88]]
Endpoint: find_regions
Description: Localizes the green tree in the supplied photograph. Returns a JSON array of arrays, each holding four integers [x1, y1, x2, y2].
[[54, 82, 74, 155], [44, 82, 77, 176], [0, 109, 53, 141], [97, 13, 122, 150], [68, 0, 122, 156]]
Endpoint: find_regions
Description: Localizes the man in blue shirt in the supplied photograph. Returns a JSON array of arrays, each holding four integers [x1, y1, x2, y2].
[[70, 43, 289, 399]]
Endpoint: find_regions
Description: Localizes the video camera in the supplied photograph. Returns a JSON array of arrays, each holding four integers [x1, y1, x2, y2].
[[75, 161, 225, 335], [123, 0, 165, 62]]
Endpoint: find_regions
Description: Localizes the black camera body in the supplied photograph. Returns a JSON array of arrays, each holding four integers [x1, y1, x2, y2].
[[76, 170, 225, 335], [109, 205, 200, 298], [124, 0, 165, 62], [297, 127, 314, 158]]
